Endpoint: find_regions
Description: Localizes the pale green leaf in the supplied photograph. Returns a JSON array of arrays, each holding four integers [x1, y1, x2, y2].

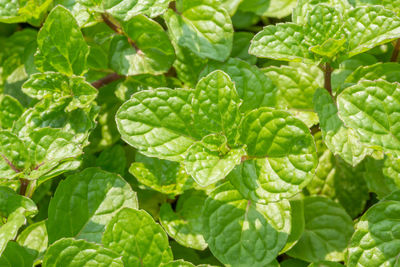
[[344, 6, 400, 57], [293, 0, 351, 25], [249, 23, 314, 63], [347, 200, 400, 267], [231, 108, 317, 202], [161, 260, 196, 267], [345, 62, 400, 85], [160, 190, 207, 250], [287, 196, 354, 262], [43, 238, 123, 267], [129, 152, 194, 195], [35, 6, 89, 76], [0, 186, 38, 255], [338, 80, 400, 157], [0, 130, 30, 178], [164, 0, 233, 62], [47, 168, 138, 243], [103, 0, 172, 20], [102, 208, 173, 266], [184, 134, 245, 187], [0, 95, 24, 129], [200, 58, 276, 112], [110, 15, 175, 76], [262, 0, 297, 18], [116, 88, 199, 161], [314, 88, 373, 166], [22, 72, 97, 111], [193, 70, 241, 139], [263, 63, 323, 127], [202, 182, 291, 266], [17, 221, 48, 262]]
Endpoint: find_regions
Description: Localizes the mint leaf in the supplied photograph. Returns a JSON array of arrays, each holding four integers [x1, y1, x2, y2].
[[200, 58, 277, 112], [0, 95, 24, 129], [102, 208, 173, 266], [47, 168, 138, 243], [184, 134, 245, 187], [43, 238, 123, 267], [0, 131, 29, 178], [202, 182, 291, 266], [347, 200, 400, 267], [164, 0, 233, 61], [160, 190, 207, 250], [287, 196, 354, 262], [263, 63, 323, 127], [0, 242, 34, 267], [345, 6, 400, 57], [0, 186, 38, 254], [193, 70, 241, 139], [22, 72, 98, 111], [35, 6, 89, 76], [116, 88, 198, 161], [129, 152, 193, 195], [230, 108, 317, 202], [249, 23, 314, 62], [338, 80, 400, 157], [103, 0, 172, 20], [17, 221, 48, 262], [314, 88, 373, 166], [345, 62, 400, 85], [109, 15, 175, 76]]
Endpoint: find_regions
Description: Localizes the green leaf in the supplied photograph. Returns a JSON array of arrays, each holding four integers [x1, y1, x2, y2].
[[200, 58, 277, 112], [307, 132, 369, 218], [249, 23, 314, 63], [347, 200, 400, 267], [184, 134, 245, 187], [338, 80, 400, 157], [47, 167, 138, 243], [14, 97, 97, 143], [0, 242, 34, 267], [308, 262, 345, 267], [109, 15, 175, 76], [160, 190, 207, 250], [129, 152, 193, 195], [345, 62, 400, 85], [231, 108, 317, 202], [262, 0, 298, 18], [103, 0, 172, 20], [22, 72, 97, 111], [293, 0, 351, 25], [17, 220, 48, 262], [263, 63, 323, 127], [304, 4, 344, 48], [287, 196, 354, 262], [193, 70, 241, 139], [0, 95, 24, 129], [43, 238, 123, 267], [314, 88, 373, 166], [26, 128, 84, 180], [356, 0, 400, 15], [161, 260, 196, 267], [363, 155, 400, 199], [95, 145, 126, 176], [35, 6, 89, 76], [0, 186, 38, 255], [237, 0, 269, 15], [102, 208, 173, 266], [202, 182, 291, 266], [344, 6, 400, 57], [164, 0, 233, 62], [280, 199, 305, 254], [231, 32, 257, 64], [116, 88, 199, 161], [0, 130, 30, 178]]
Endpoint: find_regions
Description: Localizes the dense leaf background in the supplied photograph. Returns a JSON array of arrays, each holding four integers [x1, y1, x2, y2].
[[1, 0, 400, 266]]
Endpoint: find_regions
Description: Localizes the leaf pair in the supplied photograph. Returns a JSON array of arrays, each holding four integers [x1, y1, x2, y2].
[[250, 3, 400, 63]]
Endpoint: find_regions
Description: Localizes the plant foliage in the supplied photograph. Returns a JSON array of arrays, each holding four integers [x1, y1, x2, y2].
[[1, 0, 400, 266]]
